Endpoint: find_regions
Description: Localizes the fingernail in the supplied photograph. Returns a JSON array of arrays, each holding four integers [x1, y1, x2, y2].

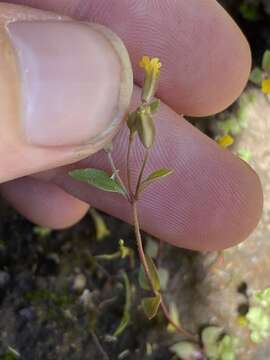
[[6, 20, 132, 147]]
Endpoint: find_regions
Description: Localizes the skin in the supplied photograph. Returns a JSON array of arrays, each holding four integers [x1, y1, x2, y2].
[[0, 0, 264, 251]]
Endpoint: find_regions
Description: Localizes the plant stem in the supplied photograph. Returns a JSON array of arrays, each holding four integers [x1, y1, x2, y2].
[[132, 201, 196, 340], [135, 150, 149, 199], [107, 150, 131, 202], [126, 134, 134, 198], [90, 330, 110, 360], [132, 201, 155, 290]]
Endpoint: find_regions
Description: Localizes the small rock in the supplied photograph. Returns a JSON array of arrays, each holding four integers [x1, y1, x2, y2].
[[79, 289, 93, 309], [19, 307, 35, 321], [0, 271, 10, 288], [72, 273, 87, 293]]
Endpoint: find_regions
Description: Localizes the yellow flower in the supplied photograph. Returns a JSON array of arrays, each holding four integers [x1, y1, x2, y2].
[[139, 56, 162, 77], [262, 78, 270, 94], [139, 56, 162, 102], [217, 134, 234, 148]]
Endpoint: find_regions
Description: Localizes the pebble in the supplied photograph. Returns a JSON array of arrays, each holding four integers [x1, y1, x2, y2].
[[79, 289, 93, 309], [0, 271, 10, 288], [72, 273, 87, 293], [19, 307, 35, 321]]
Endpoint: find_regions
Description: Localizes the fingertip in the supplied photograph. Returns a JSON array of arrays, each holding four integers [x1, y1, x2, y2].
[[0, 177, 90, 229]]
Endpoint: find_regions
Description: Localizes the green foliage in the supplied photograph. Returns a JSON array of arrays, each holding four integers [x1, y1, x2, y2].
[[69, 169, 125, 195], [217, 114, 248, 137], [255, 288, 270, 308], [113, 272, 132, 337], [24, 289, 75, 307], [149, 99, 161, 113], [0, 353, 18, 360], [239, 2, 261, 21], [140, 168, 174, 192], [217, 93, 252, 141], [201, 326, 238, 360], [237, 148, 252, 163], [138, 254, 160, 292], [95, 239, 133, 262], [217, 335, 238, 360], [145, 237, 159, 258], [141, 294, 161, 320], [249, 49, 270, 95], [262, 50, 270, 74], [33, 226, 52, 238], [170, 341, 201, 360], [167, 302, 181, 333], [249, 67, 264, 85], [246, 307, 270, 343], [202, 326, 224, 358], [137, 110, 156, 149], [90, 208, 110, 241], [158, 267, 169, 291]]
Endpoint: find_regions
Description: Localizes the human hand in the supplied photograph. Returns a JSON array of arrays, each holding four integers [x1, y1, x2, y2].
[[0, 1, 263, 251]]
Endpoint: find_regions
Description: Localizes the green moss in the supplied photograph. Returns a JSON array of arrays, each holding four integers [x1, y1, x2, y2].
[[24, 289, 75, 306], [1, 353, 17, 360]]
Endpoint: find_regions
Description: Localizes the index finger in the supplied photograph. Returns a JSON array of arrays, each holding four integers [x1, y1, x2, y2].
[[4, 0, 251, 116]]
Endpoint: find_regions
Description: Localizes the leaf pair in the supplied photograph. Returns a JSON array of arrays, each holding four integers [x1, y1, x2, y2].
[[70, 167, 174, 196]]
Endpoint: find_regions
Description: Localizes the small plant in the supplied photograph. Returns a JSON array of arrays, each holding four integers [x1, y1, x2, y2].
[[170, 326, 238, 360], [90, 208, 110, 241], [33, 225, 52, 238], [239, 1, 261, 21], [246, 306, 270, 343], [250, 49, 270, 95], [70, 56, 193, 338], [241, 287, 270, 344]]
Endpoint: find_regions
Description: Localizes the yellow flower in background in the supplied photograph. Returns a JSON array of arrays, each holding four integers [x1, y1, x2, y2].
[[261, 78, 270, 94], [217, 134, 234, 148]]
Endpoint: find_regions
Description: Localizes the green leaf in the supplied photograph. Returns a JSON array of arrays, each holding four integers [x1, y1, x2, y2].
[[145, 237, 159, 259], [113, 272, 132, 337], [218, 335, 238, 360], [249, 67, 264, 85], [140, 168, 174, 192], [69, 168, 125, 195], [141, 294, 161, 320], [90, 208, 110, 241], [170, 341, 201, 360], [255, 288, 270, 308], [149, 99, 161, 113], [237, 148, 252, 163], [246, 306, 270, 343], [202, 326, 223, 358], [33, 226, 52, 239], [262, 50, 270, 74], [167, 302, 180, 333], [158, 267, 169, 291], [138, 254, 161, 291], [127, 111, 138, 134], [137, 111, 155, 149], [239, 3, 260, 21]]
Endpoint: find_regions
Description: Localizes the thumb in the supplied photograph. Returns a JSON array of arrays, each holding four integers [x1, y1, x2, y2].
[[0, 3, 133, 183]]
